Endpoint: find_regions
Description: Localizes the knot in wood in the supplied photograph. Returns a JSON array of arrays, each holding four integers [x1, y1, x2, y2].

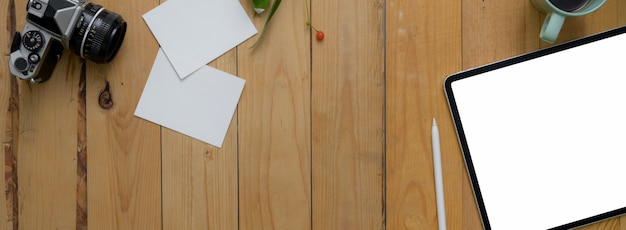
[[99, 82, 113, 109]]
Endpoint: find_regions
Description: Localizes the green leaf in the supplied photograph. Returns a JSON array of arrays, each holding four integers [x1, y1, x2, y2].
[[250, 0, 281, 49], [252, 0, 270, 14]]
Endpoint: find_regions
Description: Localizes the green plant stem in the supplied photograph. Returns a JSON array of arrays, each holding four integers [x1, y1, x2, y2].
[[305, 0, 319, 32], [305, 0, 310, 22], [250, 0, 282, 49]]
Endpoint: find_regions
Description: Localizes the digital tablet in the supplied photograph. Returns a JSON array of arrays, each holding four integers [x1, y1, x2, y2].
[[445, 26, 626, 230]]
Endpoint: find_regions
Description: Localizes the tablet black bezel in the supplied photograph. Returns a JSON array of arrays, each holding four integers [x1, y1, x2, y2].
[[443, 25, 626, 230]]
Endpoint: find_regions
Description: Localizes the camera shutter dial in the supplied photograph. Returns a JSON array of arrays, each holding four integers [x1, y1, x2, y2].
[[22, 30, 45, 51]]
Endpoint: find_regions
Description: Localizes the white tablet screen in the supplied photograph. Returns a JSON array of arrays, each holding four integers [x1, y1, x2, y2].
[[448, 30, 626, 229]]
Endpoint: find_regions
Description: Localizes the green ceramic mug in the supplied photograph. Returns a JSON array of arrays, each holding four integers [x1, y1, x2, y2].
[[531, 0, 605, 43]]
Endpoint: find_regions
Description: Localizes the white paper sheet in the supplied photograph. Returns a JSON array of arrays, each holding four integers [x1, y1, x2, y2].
[[143, 0, 257, 79], [135, 49, 245, 147]]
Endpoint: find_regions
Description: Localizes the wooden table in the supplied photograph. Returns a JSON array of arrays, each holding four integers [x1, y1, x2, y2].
[[1, 0, 625, 229]]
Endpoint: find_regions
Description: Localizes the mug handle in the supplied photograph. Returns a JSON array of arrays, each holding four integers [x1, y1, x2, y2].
[[540, 13, 565, 43]]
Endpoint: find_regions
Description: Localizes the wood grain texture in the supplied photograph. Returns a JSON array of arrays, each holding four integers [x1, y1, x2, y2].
[[0, 0, 625, 228], [85, 0, 162, 229], [161, 48, 239, 230], [2, 3, 12, 230], [386, 0, 463, 229], [0, 56, 16, 230], [1, 0, 18, 228], [621, 0, 626, 24], [16, 49, 81, 229], [310, 0, 385, 229], [76, 61, 87, 230], [10, 1, 81, 228], [460, 1, 541, 228], [238, 0, 312, 228], [462, 0, 541, 68]]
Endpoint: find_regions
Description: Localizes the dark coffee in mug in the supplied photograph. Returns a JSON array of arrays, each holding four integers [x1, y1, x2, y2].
[[549, 0, 590, 12]]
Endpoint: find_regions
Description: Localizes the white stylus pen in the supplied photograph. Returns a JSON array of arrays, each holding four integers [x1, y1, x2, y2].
[[432, 118, 446, 230]]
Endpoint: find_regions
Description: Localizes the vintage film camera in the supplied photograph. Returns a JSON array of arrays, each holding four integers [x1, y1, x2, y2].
[[9, 0, 127, 83]]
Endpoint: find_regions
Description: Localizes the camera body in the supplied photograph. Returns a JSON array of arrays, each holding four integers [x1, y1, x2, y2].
[[9, 0, 126, 83]]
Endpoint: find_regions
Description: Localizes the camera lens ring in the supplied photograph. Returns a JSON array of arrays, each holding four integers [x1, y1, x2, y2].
[[68, 3, 127, 64], [79, 7, 105, 59]]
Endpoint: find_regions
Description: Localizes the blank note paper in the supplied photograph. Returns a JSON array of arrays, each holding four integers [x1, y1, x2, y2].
[[135, 49, 245, 147], [143, 0, 257, 79]]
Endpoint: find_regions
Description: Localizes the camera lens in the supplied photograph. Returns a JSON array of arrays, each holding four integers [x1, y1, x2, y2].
[[69, 3, 127, 63]]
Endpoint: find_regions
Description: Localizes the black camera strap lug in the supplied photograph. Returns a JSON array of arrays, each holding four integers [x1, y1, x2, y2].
[[11, 32, 21, 53]]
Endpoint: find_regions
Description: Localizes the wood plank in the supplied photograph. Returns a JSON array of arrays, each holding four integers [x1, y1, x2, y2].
[[1, 0, 18, 228], [620, 4, 626, 230], [462, 0, 541, 68], [77, 61, 88, 230], [386, 0, 462, 229], [6, 0, 81, 227], [1, 0, 18, 53], [85, 0, 162, 228], [460, 1, 542, 228], [621, 0, 626, 25], [161, 49, 239, 230], [15, 43, 81, 230], [0, 58, 16, 230], [237, 0, 312, 228], [310, 0, 384, 228]]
